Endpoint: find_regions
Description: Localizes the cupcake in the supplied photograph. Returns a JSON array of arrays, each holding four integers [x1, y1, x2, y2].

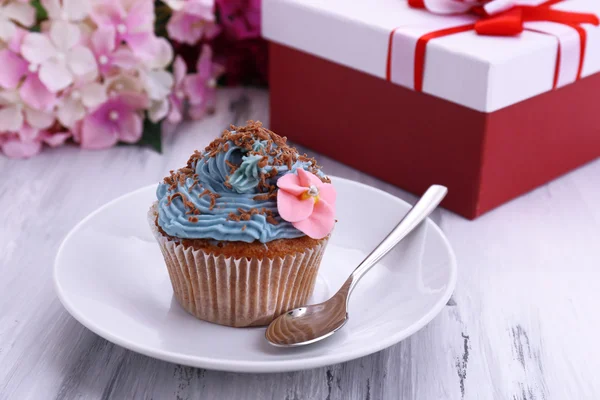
[[149, 121, 337, 327]]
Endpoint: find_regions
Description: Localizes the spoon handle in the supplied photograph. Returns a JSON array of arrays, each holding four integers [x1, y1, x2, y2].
[[346, 185, 448, 295]]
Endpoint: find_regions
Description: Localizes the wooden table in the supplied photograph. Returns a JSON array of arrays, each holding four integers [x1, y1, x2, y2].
[[1, 89, 599, 400]]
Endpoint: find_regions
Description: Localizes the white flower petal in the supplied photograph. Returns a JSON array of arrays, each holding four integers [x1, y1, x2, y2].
[[80, 82, 107, 108], [105, 73, 144, 96], [41, 0, 62, 20], [57, 97, 85, 128], [162, 0, 185, 11], [0, 89, 20, 105], [39, 59, 73, 92], [0, 105, 23, 131], [148, 37, 173, 69], [63, 0, 91, 21], [18, 124, 39, 141], [143, 70, 173, 100], [0, 19, 16, 42], [21, 33, 56, 64], [67, 46, 97, 77], [25, 107, 54, 129], [50, 20, 80, 51], [148, 98, 169, 123], [3, 2, 35, 27]]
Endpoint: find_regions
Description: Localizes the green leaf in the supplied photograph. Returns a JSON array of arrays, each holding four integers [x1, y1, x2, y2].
[[154, 0, 172, 38], [138, 118, 163, 153], [32, 0, 47, 21]]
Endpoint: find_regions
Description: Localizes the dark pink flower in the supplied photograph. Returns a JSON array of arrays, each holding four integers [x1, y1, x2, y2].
[[184, 44, 223, 119], [90, 0, 158, 60], [166, 0, 220, 45], [216, 0, 261, 40], [90, 26, 138, 76], [212, 37, 267, 86]]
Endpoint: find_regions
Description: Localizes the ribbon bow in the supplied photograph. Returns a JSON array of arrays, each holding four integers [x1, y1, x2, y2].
[[409, 0, 599, 36], [389, 0, 600, 92]]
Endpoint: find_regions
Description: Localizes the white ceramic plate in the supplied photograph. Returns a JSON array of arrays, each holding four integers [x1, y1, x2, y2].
[[54, 177, 457, 373]]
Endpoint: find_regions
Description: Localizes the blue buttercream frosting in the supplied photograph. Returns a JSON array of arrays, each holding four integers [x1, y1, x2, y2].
[[156, 123, 328, 243]]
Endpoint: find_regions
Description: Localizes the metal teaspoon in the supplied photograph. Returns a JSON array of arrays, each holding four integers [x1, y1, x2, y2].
[[265, 185, 448, 347]]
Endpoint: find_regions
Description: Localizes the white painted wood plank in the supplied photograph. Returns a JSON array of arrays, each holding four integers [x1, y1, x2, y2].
[[0, 88, 598, 400]]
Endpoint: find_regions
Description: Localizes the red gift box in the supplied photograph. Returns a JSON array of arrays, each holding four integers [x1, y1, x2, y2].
[[263, 0, 600, 219]]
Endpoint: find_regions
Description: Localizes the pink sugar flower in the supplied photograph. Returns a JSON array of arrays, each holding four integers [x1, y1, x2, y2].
[[90, 26, 139, 76], [184, 44, 223, 119], [165, 0, 220, 45], [277, 168, 337, 239], [90, 0, 158, 60], [80, 91, 149, 149]]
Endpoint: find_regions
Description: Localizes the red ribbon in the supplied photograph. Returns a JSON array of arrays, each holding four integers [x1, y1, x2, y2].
[[387, 0, 599, 92]]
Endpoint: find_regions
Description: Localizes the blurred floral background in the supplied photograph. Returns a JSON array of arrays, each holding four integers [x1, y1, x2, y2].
[[0, 0, 266, 158]]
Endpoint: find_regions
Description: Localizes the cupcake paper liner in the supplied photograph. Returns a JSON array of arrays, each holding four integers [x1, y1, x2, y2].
[[148, 205, 328, 327]]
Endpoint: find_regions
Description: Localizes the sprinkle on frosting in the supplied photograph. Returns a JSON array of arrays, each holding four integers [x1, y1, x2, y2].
[[226, 207, 280, 226], [197, 189, 221, 210]]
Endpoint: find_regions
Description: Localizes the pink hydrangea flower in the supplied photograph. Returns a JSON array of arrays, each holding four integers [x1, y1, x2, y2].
[[215, 0, 260, 40], [21, 21, 98, 92], [0, 48, 27, 89], [6, 25, 26, 52], [277, 168, 337, 239], [184, 44, 223, 119], [165, 0, 220, 45], [105, 72, 145, 97], [90, 26, 138, 76], [91, 0, 158, 60], [19, 73, 56, 111], [0, 126, 69, 158], [139, 36, 174, 121], [0, 89, 54, 133], [80, 91, 149, 149], [0, 48, 57, 111], [56, 81, 107, 128]]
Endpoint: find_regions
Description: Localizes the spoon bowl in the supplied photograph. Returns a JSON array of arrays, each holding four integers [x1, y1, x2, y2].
[[265, 282, 350, 347], [265, 185, 448, 347]]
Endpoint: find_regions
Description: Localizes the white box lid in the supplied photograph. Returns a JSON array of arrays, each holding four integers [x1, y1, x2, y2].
[[262, 0, 600, 112]]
